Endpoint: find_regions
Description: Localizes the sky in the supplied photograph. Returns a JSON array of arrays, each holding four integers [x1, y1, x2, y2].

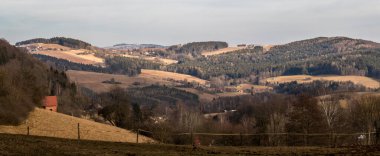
[[1, 0, 380, 47]]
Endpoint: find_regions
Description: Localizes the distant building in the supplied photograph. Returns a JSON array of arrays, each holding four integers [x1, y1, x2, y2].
[[237, 44, 247, 47], [42, 96, 58, 112]]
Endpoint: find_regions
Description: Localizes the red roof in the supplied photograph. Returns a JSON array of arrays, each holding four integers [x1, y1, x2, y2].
[[43, 96, 58, 107]]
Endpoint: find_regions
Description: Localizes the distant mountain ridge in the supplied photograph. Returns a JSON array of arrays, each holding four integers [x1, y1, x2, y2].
[[16, 37, 92, 49], [106, 43, 166, 50]]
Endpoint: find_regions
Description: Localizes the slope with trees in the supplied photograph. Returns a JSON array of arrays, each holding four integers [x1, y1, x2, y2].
[[166, 37, 380, 82], [16, 37, 92, 49]]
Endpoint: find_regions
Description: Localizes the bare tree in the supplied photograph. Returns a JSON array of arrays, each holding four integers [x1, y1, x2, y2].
[[241, 115, 256, 133], [266, 112, 286, 146], [319, 96, 342, 146], [351, 95, 380, 145], [319, 96, 342, 131]]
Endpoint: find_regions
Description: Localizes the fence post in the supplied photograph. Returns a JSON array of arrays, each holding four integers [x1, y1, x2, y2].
[[136, 129, 139, 143], [240, 132, 243, 146], [286, 133, 289, 146], [77, 123, 80, 141], [191, 131, 194, 146], [27, 126, 29, 136], [368, 131, 371, 145]]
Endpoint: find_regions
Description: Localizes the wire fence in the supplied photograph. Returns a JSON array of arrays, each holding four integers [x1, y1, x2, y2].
[[172, 132, 379, 147], [21, 124, 380, 147]]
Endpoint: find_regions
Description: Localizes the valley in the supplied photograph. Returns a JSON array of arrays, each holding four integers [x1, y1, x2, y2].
[[2, 1, 380, 155], [2, 36, 380, 151]]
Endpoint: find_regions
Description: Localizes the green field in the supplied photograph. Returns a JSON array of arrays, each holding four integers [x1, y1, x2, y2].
[[0, 133, 379, 155]]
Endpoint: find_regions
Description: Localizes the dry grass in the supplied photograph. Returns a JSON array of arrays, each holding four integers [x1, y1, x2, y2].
[[67, 70, 172, 93], [141, 69, 208, 85], [66, 70, 208, 93], [30, 43, 72, 50], [34, 50, 104, 65], [122, 54, 178, 65], [264, 75, 380, 89], [263, 44, 274, 52], [201, 47, 245, 57], [31, 43, 104, 65], [236, 84, 272, 91], [216, 92, 248, 97], [0, 108, 153, 143]]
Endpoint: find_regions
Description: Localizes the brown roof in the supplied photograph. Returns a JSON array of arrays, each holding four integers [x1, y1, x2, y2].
[[43, 96, 58, 107]]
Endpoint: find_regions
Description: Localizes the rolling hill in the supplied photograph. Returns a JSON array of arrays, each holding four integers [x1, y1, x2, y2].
[[264, 75, 380, 89], [22, 43, 104, 65], [16, 37, 92, 49], [167, 37, 380, 80], [0, 108, 153, 143], [66, 69, 208, 92]]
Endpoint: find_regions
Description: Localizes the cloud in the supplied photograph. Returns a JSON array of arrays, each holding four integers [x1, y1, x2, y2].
[[0, 0, 379, 46]]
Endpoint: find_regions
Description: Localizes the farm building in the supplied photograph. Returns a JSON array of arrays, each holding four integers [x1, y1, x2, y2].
[[42, 96, 58, 112], [237, 44, 247, 47]]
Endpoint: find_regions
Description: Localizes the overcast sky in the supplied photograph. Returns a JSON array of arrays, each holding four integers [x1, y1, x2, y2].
[[1, 0, 380, 47]]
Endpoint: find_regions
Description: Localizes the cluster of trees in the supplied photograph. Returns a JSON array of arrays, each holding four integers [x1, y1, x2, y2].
[[16, 37, 92, 49], [274, 81, 368, 95], [0, 40, 86, 125], [168, 41, 228, 57], [0, 40, 48, 125], [105, 56, 161, 76], [126, 85, 199, 107], [87, 86, 198, 131], [166, 37, 380, 81]]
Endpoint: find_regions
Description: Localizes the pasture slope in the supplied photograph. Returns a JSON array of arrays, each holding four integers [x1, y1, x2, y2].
[[201, 47, 245, 56], [264, 75, 380, 89], [29, 43, 104, 65], [0, 108, 153, 143], [122, 54, 178, 65], [67, 69, 209, 93], [67, 70, 260, 103]]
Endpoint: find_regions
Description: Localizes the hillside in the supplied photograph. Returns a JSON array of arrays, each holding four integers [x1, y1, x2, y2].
[[16, 37, 92, 49], [121, 54, 178, 65], [201, 47, 245, 57], [66, 70, 177, 93], [67, 70, 208, 92], [0, 108, 153, 143], [0, 40, 67, 125], [168, 41, 228, 57], [264, 75, 380, 89], [167, 37, 380, 80], [21, 43, 104, 65]]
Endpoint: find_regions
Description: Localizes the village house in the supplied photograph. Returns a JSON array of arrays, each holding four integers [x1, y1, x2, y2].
[[42, 96, 58, 112]]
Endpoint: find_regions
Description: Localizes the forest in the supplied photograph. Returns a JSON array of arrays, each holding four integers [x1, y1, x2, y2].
[[166, 37, 380, 82], [168, 41, 228, 57], [0, 40, 87, 124]]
